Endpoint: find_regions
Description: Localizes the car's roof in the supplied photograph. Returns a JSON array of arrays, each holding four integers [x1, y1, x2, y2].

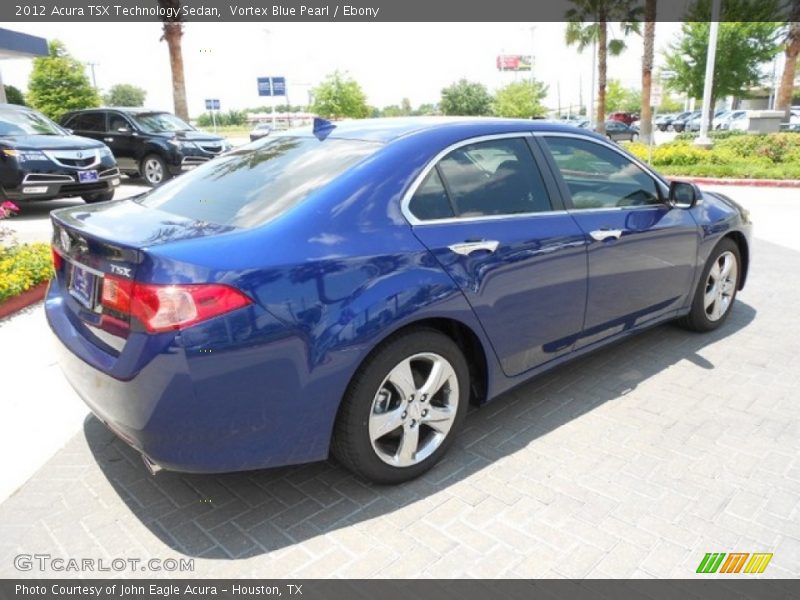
[[292, 117, 598, 143], [65, 107, 171, 114], [0, 103, 32, 111]]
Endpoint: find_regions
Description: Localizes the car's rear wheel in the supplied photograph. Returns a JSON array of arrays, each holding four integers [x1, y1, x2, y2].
[[680, 238, 741, 332], [332, 328, 469, 484], [82, 190, 115, 203], [141, 154, 168, 186]]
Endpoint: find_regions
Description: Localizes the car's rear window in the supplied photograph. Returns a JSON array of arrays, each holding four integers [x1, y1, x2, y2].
[[137, 136, 380, 228]]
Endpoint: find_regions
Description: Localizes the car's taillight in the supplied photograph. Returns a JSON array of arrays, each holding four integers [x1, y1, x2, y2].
[[52, 247, 63, 271], [101, 275, 251, 333]]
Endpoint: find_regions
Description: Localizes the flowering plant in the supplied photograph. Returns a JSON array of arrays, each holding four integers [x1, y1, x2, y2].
[[1, 200, 20, 247]]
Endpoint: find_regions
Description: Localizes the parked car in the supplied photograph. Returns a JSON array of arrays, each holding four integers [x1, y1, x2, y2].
[[671, 110, 701, 133], [607, 112, 637, 126], [0, 103, 119, 204], [60, 108, 232, 187], [47, 118, 752, 484], [249, 122, 272, 142], [716, 110, 746, 130], [654, 113, 677, 131], [728, 111, 750, 131], [630, 120, 640, 133], [687, 109, 728, 132], [603, 120, 638, 142]]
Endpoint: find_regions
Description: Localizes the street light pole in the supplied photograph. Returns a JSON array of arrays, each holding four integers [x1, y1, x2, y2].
[[695, 0, 721, 147], [86, 62, 99, 90]]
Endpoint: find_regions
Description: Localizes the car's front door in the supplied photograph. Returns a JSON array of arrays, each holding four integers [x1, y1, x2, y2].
[[538, 134, 699, 349], [103, 112, 139, 171], [405, 134, 588, 377]]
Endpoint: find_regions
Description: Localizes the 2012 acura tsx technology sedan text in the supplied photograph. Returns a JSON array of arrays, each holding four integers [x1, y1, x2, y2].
[[47, 118, 752, 484]]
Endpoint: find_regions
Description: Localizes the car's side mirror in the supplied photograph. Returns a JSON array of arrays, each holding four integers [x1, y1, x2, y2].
[[669, 180, 701, 209]]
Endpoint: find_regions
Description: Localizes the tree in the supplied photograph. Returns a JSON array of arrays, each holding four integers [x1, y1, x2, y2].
[[657, 91, 684, 112], [412, 103, 438, 116], [664, 0, 783, 128], [440, 79, 493, 116], [493, 80, 549, 118], [640, 0, 657, 144], [310, 71, 369, 119], [776, 2, 800, 117], [27, 40, 99, 120], [565, 0, 641, 134], [3, 85, 25, 105], [104, 83, 147, 107], [400, 97, 412, 115], [605, 79, 641, 112], [158, 0, 188, 120]]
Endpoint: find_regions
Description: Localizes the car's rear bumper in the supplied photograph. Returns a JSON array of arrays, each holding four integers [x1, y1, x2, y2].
[[45, 277, 339, 473]]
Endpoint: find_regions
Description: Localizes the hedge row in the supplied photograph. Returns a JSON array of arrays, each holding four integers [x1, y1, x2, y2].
[[625, 133, 800, 180], [0, 243, 53, 303]]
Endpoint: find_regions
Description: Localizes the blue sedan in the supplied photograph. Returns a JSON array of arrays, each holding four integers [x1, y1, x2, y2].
[[47, 118, 752, 484]]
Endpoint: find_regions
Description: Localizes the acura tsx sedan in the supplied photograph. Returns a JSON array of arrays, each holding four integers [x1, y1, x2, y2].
[[47, 118, 752, 484]]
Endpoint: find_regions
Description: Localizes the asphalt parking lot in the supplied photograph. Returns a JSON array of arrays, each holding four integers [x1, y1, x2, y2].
[[0, 185, 798, 578]]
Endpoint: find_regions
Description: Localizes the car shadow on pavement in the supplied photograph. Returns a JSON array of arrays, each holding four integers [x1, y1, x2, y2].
[[84, 302, 756, 560]]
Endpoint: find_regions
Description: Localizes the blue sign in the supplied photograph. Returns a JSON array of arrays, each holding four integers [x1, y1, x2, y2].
[[205, 98, 220, 110], [257, 77, 272, 97], [257, 76, 286, 97], [272, 77, 286, 96]]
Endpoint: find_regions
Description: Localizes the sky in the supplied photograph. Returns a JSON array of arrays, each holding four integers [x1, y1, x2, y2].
[[2, 22, 683, 116]]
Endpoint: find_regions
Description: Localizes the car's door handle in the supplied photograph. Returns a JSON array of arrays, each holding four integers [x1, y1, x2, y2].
[[103, 137, 114, 142], [589, 229, 623, 241], [448, 240, 500, 256]]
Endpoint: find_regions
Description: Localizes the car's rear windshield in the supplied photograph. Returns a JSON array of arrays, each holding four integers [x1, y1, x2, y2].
[[137, 136, 381, 228]]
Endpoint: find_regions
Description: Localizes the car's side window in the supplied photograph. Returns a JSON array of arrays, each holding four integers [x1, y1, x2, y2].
[[543, 136, 661, 209], [108, 113, 131, 132], [437, 138, 551, 218], [408, 168, 455, 221], [68, 112, 105, 132]]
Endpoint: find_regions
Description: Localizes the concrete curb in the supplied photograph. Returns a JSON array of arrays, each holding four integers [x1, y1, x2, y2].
[[674, 177, 800, 188]]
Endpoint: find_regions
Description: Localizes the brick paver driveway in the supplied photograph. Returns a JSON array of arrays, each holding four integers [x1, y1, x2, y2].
[[1, 235, 798, 579]]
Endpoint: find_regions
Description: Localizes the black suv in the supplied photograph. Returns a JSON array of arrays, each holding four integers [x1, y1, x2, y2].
[[0, 104, 119, 204], [60, 108, 231, 186]]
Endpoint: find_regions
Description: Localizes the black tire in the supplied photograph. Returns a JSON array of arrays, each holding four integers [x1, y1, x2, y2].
[[140, 154, 169, 187], [658, 124, 668, 132], [82, 190, 115, 203], [332, 328, 470, 484], [679, 238, 741, 332], [674, 124, 685, 133]]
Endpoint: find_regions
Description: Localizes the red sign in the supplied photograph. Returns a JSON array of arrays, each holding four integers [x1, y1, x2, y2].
[[496, 55, 532, 71]]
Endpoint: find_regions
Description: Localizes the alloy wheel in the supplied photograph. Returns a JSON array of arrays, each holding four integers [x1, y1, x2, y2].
[[368, 352, 459, 467], [144, 158, 164, 184], [704, 250, 738, 322]]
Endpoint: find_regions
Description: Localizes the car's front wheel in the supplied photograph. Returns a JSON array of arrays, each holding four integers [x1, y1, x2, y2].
[[141, 154, 169, 186], [332, 328, 469, 484], [680, 238, 741, 332]]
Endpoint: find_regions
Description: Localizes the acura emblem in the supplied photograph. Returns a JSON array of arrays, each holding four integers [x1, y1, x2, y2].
[[76, 152, 83, 158], [60, 229, 71, 252]]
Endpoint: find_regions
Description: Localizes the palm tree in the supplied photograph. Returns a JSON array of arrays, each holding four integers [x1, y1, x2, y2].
[[639, 0, 657, 145], [776, 2, 800, 118], [158, 0, 188, 120], [566, 0, 641, 134]]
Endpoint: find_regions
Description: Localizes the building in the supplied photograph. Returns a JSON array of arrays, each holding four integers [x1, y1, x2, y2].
[[0, 28, 48, 103]]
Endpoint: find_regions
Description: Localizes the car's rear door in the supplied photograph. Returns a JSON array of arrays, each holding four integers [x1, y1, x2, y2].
[[404, 133, 588, 377], [536, 133, 699, 349]]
